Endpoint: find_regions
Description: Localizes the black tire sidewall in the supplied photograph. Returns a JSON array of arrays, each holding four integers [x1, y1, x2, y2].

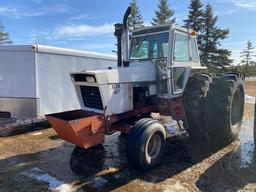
[[183, 74, 211, 141], [230, 82, 245, 138], [205, 75, 245, 146], [135, 122, 166, 171], [127, 119, 157, 166]]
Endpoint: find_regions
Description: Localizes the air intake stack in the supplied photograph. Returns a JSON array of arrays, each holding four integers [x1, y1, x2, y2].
[[114, 7, 131, 67]]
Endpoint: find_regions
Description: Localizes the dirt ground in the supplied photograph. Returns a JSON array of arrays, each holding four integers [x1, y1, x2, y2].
[[245, 81, 256, 96], [0, 81, 255, 192]]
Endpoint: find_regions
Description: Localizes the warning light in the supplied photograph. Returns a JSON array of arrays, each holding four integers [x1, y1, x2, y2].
[[191, 31, 196, 36]]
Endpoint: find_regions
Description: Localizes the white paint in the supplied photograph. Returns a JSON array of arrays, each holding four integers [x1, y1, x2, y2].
[[73, 61, 156, 116], [0, 44, 116, 118], [0, 48, 36, 98], [245, 95, 256, 104], [0, 44, 116, 60], [36, 51, 116, 116], [21, 167, 72, 192]]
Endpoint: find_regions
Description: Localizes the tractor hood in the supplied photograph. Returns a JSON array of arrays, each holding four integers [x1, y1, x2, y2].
[[71, 61, 156, 85]]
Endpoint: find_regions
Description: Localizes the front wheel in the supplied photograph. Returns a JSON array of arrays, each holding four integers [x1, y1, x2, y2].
[[127, 118, 166, 171]]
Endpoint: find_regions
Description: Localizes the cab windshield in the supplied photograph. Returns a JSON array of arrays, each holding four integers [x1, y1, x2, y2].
[[130, 32, 169, 60]]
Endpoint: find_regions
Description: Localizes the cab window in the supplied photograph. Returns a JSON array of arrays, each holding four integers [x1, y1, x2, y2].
[[130, 32, 169, 60], [173, 33, 190, 62], [130, 41, 149, 60], [173, 67, 186, 92], [191, 38, 199, 62]]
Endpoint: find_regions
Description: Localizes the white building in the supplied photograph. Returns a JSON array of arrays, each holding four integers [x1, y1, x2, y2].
[[0, 45, 116, 118]]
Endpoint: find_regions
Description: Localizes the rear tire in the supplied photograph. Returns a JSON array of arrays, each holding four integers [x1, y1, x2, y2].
[[183, 74, 212, 142], [127, 118, 166, 171], [205, 73, 245, 147]]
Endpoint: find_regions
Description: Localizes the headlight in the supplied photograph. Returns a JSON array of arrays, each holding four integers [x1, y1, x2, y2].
[[86, 76, 96, 83]]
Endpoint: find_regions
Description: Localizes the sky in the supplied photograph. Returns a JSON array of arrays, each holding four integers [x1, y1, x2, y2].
[[0, 0, 255, 64]]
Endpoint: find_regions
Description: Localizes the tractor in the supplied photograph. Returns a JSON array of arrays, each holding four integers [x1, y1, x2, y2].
[[46, 7, 245, 171]]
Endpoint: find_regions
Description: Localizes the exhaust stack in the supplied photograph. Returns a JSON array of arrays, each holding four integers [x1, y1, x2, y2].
[[114, 23, 123, 67], [122, 7, 131, 67], [114, 7, 131, 67]]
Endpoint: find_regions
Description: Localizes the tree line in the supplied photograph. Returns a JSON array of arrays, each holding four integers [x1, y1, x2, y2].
[[0, 21, 11, 45], [0, 0, 255, 76], [128, 0, 256, 76], [234, 40, 256, 77]]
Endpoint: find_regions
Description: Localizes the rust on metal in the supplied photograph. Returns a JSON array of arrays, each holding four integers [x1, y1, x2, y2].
[[158, 98, 185, 119], [105, 106, 156, 133], [46, 103, 187, 149], [111, 123, 133, 134], [108, 106, 156, 124], [46, 110, 105, 149]]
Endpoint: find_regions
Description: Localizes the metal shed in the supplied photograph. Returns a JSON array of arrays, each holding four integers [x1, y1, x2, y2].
[[0, 45, 116, 118]]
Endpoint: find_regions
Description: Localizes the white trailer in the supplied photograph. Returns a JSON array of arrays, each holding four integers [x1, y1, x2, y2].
[[0, 44, 116, 118]]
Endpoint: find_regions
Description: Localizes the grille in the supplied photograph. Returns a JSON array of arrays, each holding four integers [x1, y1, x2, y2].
[[73, 74, 86, 82], [72, 74, 96, 82], [80, 86, 103, 110]]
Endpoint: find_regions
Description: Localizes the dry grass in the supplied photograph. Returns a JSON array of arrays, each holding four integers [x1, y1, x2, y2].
[[244, 81, 256, 96]]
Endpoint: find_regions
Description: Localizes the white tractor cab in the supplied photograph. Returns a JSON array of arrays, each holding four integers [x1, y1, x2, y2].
[[70, 14, 205, 117], [46, 7, 245, 172]]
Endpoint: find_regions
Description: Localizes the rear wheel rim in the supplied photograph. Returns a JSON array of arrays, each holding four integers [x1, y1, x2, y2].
[[146, 133, 162, 160], [231, 87, 243, 127]]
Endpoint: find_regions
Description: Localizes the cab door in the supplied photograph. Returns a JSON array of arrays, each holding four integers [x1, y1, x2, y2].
[[156, 26, 200, 99], [169, 29, 196, 98]]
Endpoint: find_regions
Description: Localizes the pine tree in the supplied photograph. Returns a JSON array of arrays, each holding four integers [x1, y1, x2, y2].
[[240, 40, 255, 76], [184, 0, 204, 32], [127, 0, 144, 31], [151, 0, 175, 26], [183, 0, 204, 51], [200, 3, 232, 71], [0, 22, 12, 45], [240, 40, 255, 66]]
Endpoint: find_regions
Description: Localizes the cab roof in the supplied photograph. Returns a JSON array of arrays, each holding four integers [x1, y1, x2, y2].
[[132, 24, 170, 36], [132, 23, 192, 37]]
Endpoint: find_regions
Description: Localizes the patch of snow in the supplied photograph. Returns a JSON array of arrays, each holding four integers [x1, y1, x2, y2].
[[163, 181, 188, 192], [21, 167, 72, 192], [30, 132, 42, 136], [245, 95, 255, 104]]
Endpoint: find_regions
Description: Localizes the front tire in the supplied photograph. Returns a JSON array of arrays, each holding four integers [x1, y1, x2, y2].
[[127, 118, 166, 171]]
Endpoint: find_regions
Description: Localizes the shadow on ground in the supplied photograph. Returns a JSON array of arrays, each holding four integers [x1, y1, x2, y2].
[[0, 134, 223, 191], [196, 103, 256, 191], [196, 143, 256, 191], [0, 103, 255, 192]]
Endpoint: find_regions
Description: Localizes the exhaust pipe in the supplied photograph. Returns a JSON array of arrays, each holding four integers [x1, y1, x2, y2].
[[114, 23, 123, 67], [122, 7, 131, 67], [114, 7, 131, 68]]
